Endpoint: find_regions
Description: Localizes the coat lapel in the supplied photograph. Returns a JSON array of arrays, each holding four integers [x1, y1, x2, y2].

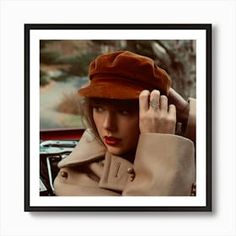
[[58, 129, 106, 167], [99, 152, 133, 191], [57, 128, 134, 192]]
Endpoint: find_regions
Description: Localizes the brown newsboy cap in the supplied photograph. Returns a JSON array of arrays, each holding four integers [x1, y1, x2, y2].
[[78, 50, 171, 99]]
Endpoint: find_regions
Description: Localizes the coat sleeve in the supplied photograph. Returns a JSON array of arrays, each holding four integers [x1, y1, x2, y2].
[[184, 98, 196, 143], [122, 133, 195, 196], [122, 98, 196, 196]]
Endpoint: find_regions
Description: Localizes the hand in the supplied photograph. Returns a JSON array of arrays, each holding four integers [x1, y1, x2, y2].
[[168, 88, 189, 130], [139, 90, 176, 134]]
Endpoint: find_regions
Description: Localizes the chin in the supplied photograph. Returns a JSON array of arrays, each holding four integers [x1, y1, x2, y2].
[[106, 146, 125, 156]]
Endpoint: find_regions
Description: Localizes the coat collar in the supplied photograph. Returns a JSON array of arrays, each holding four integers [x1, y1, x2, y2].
[[58, 129, 134, 192], [58, 129, 106, 168]]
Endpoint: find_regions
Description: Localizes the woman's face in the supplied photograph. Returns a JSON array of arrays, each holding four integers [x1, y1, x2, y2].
[[92, 99, 140, 156]]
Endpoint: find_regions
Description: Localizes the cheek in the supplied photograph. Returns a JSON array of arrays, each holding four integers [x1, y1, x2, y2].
[[122, 118, 140, 141], [92, 113, 102, 132]]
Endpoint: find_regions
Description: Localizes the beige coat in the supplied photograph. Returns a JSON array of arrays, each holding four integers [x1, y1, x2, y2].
[[54, 99, 196, 196]]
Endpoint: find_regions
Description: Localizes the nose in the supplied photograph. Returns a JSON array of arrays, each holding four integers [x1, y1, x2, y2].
[[103, 110, 117, 132]]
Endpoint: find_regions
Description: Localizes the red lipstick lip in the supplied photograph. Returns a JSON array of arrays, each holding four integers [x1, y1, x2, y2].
[[104, 136, 121, 146]]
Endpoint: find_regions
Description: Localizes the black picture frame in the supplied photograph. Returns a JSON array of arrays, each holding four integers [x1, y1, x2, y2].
[[24, 23, 212, 212]]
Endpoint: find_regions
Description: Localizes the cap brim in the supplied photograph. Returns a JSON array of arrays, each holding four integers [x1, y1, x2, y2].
[[78, 80, 143, 99]]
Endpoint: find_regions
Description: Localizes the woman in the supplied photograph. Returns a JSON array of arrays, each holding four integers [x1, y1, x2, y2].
[[54, 50, 196, 196]]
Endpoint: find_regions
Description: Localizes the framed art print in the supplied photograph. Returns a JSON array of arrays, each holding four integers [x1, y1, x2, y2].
[[24, 24, 212, 211]]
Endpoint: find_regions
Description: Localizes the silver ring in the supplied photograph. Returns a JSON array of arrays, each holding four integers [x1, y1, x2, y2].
[[150, 99, 159, 111]]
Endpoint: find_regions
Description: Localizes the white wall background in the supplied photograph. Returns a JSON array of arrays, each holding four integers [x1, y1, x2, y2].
[[0, 0, 236, 236]]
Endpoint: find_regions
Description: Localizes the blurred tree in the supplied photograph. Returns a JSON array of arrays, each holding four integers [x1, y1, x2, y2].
[[153, 40, 196, 99], [40, 40, 196, 98], [40, 40, 196, 129], [123, 40, 196, 99]]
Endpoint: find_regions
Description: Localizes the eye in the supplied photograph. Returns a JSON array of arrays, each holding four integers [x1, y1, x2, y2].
[[118, 109, 129, 116], [93, 106, 104, 113]]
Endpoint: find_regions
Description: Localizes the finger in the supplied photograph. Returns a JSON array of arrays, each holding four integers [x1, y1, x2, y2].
[[168, 88, 187, 112], [168, 104, 176, 118], [149, 90, 160, 111], [160, 95, 168, 111], [139, 90, 150, 112]]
